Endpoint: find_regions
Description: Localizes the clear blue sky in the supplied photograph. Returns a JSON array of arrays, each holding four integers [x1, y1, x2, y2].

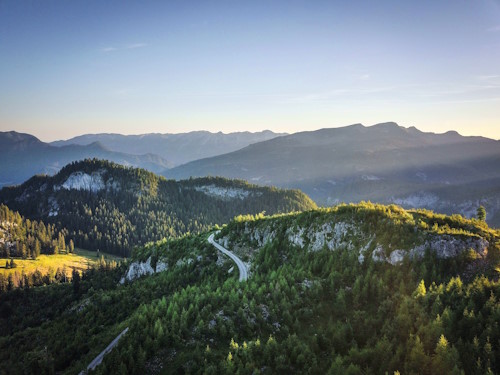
[[1, 0, 499, 141]]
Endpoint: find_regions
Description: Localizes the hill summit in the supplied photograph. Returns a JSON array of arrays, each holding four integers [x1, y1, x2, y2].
[[0, 159, 316, 256]]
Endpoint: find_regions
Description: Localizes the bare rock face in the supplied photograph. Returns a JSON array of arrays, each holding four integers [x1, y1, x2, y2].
[[286, 221, 359, 252], [388, 250, 406, 265], [369, 236, 489, 265], [120, 256, 169, 284], [155, 260, 169, 273], [286, 227, 305, 247], [124, 256, 154, 282], [194, 185, 256, 200], [250, 226, 276, 247], [60, 171, 106, 192], [221, 216, 491, 268], [371, 245, 386, 262], [325, 222, 357, 251], [371, 248, 405, 265], [308, 224, 331, 251], [409, 235, 489, 259]]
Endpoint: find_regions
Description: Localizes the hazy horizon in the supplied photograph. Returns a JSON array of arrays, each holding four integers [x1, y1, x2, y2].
[[3, 121, 500, 143], [1, 0, 499, 140]]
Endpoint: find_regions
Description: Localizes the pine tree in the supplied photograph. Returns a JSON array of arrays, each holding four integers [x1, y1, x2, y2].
[[34, 239, 41, 259], [477, 206, 486, 221], [7, 274, 14, 290], [54, 268, 64, 283], [432, 335, 461, 374], [72, 268, 81, 295], [415, 280, 426, 298], [58, 232, 66, 252]]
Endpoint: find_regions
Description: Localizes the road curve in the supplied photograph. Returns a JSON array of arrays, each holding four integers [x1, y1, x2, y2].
[[79, 327, 129, 374], [82, 235, 246, 373], [208, 233, 248, 281]]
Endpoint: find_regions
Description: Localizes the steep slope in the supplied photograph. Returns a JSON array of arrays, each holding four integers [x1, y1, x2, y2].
[[51, 130, 285, 166], [0, 204, 71, 259], [216, 202, 496, 268], [0, 131, 172, 187], [165, 122, 500, 226], [0, 159, 316, 256], [1, 203, 498, 374]]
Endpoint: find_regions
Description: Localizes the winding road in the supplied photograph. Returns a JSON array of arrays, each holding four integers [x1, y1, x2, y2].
[[82, 233, 246, 373], [208, 233, 248, 281]]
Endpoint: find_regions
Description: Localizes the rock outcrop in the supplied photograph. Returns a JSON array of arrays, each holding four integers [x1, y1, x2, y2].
[[120, 256, 169, 283], [219, 218, 490, 267], [409, 235, 489, 259], [368, 235, 489, 265]]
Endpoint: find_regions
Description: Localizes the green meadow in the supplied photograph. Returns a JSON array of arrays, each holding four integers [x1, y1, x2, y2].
[[0, 248, 123, 279]]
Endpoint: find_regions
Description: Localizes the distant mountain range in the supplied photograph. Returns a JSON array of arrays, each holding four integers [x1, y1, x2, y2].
[[3, 124, 500, 226], [51, 130, 285, 166], [0, 131, 172, 187], [164, 122, 500, 226], [0, 130, 284, 187]]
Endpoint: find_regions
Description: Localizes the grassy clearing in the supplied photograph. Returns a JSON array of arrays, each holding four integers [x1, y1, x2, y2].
[[73, 248, 123, 262], [0, 248, 123, 278]]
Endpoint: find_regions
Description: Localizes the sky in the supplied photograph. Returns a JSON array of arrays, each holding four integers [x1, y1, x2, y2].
[[0, 0, 499, 141]]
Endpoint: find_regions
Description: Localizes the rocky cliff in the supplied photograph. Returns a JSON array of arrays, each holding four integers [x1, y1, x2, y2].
[[216, 203, 497, 267]]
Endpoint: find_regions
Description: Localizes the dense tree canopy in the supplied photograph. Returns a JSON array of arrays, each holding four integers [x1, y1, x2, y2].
[[0, 159, 316, 257], [0, 204, 70, 259], [0, 203, 498, 374]]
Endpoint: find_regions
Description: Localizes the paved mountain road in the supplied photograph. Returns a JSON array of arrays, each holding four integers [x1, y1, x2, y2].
[[81, 233, 247, 373], [208, 233, 248, 281], [79, 327, 129, 374]]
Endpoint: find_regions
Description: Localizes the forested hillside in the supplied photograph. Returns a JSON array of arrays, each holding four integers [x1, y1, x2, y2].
[[0, 204, 122, 291], [0, 204, 72, 259], [1, 203, 498, 374], [0, 204, 74, 291], [0, 159, 316, 256]]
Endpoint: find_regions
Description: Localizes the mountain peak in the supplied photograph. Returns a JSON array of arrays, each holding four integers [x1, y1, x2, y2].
[[165, 122, 500, 226], [0, 131, 46, 150], [86, 141, 109, 151], [370, 122, 402, 131]]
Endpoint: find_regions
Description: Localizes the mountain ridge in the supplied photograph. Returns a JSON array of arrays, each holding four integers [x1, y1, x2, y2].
[[0, 131, 173, 187], [50, 130, 286, 166], [0, 159, 316, 256], [164, 122, 500, 226]]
